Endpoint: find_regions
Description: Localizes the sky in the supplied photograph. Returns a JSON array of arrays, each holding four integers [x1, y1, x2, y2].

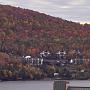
[[0, 0, 90, 24]]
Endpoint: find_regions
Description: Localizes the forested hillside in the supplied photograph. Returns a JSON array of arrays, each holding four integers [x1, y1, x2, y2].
[[0, 4, 90, 58]]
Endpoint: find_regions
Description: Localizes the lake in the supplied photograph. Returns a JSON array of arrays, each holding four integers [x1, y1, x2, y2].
[[0, 80, 90, 90], [0, 81, 53, 90]]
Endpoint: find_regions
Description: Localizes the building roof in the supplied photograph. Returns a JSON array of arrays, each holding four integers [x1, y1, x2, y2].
[[67, 80, 90, 87]]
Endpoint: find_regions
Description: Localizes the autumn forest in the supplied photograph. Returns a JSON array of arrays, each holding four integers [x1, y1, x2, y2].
[[0, 4, 90, 80]]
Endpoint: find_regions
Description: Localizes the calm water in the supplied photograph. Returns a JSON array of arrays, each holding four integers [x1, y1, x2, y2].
[[0, 81, 53, 90], [0, 80, 90, 90]]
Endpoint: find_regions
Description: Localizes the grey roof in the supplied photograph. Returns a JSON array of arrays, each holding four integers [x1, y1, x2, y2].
[[67, 80, 90, 87]]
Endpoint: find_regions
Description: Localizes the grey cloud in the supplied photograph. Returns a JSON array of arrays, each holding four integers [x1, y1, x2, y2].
[[47, 0, 70, 5], [0, 0, 90, 23]]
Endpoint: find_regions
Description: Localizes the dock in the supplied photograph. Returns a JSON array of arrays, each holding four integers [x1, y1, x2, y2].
[[53, 80, 90, 90]]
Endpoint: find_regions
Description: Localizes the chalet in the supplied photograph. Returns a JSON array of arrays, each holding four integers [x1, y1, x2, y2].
[[38, 50, 68, 65], [56, 50, 67, 60], [22, 56, 44, 66], [69, 59, 83, 65], [24, 56, 31, 60], [40, 51, 50, 58], [74, 59, 83, 64], [75, 49, 83, 59]]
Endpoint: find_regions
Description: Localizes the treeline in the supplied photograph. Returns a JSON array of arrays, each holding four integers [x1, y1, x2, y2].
[[0, 52, 90, 80], [0, 52, 56, 80], [0, 54, 90, 80]]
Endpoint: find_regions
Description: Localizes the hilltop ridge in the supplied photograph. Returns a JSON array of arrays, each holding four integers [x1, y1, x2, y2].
[[0, 4, 90, 58]]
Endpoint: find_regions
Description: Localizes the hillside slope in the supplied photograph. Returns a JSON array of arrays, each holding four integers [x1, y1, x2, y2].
[[0, 4, 90, 58]]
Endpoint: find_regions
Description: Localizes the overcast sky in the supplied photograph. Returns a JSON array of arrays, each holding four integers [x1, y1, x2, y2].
[[0, 0, 90, 24]]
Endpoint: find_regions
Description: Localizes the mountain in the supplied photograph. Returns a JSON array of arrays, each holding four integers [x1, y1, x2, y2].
[[0, 4, 90, 59]]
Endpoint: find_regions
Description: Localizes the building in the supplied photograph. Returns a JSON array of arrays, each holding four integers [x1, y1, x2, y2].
[[22, 56, 44, 66], [53, 80, 90, 90], [56, 50, 67, 60]]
